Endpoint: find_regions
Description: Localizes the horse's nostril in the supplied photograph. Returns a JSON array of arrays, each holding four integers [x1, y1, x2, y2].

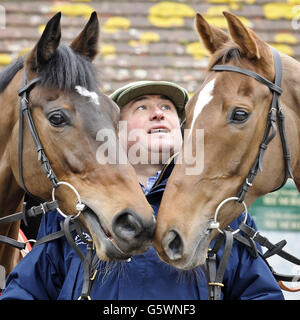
[[162, 230, 184, 261], [112, 211, 143, 240]]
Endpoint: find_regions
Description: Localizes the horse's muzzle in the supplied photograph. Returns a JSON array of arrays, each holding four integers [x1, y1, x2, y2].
[[112, 209, 156, 253], [161, 229, 184, 261], [157, 225, 213, 269]]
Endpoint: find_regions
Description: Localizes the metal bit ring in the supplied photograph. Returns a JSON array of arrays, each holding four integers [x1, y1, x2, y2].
[[212, 196, 248, 235], [52, 181, 85, 219]]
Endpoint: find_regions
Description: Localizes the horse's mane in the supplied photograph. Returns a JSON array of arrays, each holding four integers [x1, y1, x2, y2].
[[208, 42, 242, 70], [0, 44, 99, 94], [0, 57, 24, 94], [39, 44, 99, 91]]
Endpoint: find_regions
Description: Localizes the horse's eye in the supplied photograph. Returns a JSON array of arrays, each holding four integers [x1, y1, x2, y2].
[[48, 111, 68, 127], [231, 109, 249, 123]]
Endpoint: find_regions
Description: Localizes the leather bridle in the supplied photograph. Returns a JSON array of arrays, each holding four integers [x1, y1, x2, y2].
[[211, 47, 294, 203], [0, 68, 94, 300], [17, 70, 58, 196], [0, 69, 61, 243], [206, 48, 300, 299]]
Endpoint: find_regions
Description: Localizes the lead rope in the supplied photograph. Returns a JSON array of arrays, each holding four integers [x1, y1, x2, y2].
[[51, 181, 98, 300], [0, 200, 59, 249], [34, 214, 98, 300], [206, 197, 245, 300], [206, 230, 233, 300], [63, 215, 97, 300]]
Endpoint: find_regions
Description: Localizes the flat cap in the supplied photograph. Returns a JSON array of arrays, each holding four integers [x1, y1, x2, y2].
[[110, 80, 189, 120]]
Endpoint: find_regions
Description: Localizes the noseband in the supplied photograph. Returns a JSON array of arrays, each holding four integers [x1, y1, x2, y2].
[[211, 47, 293, 203]]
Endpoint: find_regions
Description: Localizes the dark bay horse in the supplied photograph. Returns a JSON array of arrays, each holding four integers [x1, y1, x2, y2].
[[154, 12, 300, 270], [0, 12, 155, 274]]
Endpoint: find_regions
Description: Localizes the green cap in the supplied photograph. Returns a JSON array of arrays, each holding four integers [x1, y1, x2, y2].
[[110, 80, 189, 121]]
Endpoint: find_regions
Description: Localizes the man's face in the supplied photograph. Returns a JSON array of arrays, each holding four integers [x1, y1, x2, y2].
[[120, 95, 182, 163]]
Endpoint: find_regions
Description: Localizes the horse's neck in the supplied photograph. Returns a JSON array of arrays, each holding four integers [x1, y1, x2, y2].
[[0, 73, 24, 217], [0, 69, 20, 151], [0, 73, 28, 274], [282, 55, 300, 116], [281, 55, 300, 191], [0, 124, 24, 274]]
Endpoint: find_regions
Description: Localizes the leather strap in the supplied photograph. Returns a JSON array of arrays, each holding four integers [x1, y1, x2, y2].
[[62, 216, 98, 300], [226, 223, 300, 284], [205, 220, 300, 299], [18, 69, 58, 199], [18, 71, 40, 200], [33, 223, 76, 247], [278, 281, 300, 293], [0, 235, 26, 250], [33, 216, 99, 300], [63, 216, 86, 262], [272, 107, 294, 191], [0, 201, 58, 226], [206, 230, 233, 300], [212, 65, 282, 95], [238, 222, 300, 265]]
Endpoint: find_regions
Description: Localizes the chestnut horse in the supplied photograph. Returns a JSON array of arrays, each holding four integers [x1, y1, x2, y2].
[[154, 12, 300, 270], [0, 12, 155, 274]]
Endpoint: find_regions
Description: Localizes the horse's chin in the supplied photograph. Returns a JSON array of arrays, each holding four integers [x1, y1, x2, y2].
[[81, 207, 131, 261]]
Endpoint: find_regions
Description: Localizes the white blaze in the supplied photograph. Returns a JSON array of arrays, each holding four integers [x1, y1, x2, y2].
[[75, 85, 99, 105], [189, 79, 215, 138]]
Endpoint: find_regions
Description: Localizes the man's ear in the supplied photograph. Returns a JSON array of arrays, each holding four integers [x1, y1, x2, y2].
[[223, 11, 260, 59], [195, 12, 230, 54], [26, 12, 61, 71], [70, 11, 99, 61]]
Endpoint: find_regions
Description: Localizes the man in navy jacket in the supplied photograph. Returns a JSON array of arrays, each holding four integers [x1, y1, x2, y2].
[[0, 81, 284, 300]]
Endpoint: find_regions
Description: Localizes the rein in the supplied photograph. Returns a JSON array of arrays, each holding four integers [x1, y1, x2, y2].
[[206, 221, 300, 300], [206, 48, 300, 299]]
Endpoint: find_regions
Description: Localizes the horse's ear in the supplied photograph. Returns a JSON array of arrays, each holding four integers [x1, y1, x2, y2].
[[70, 11, 99, 61], [27, 12, 61, 71], [223, 11, 260, 59], [195, 13, 230, 54]]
